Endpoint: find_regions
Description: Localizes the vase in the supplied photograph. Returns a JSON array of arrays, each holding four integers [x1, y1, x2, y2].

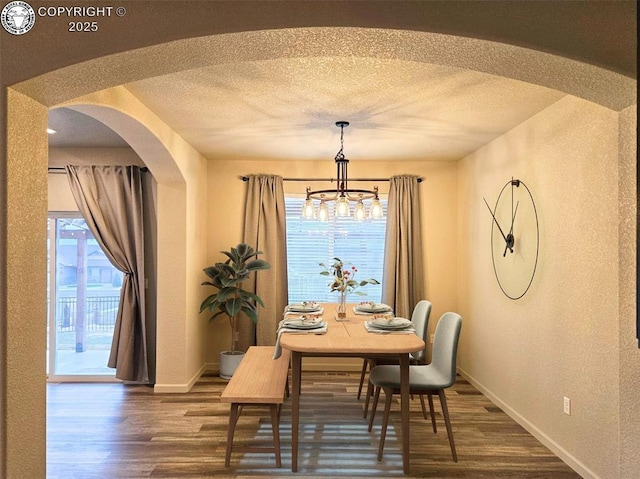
[[337, 290, 347, 318], [219, 350, 245, 380]]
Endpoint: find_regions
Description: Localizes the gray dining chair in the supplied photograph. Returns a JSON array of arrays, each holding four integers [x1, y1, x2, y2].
[[368, 311, 462, 462], [358, 300, 432, 419]]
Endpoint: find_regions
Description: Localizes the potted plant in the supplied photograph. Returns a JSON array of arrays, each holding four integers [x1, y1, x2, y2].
[[200, 243, 270, 379]]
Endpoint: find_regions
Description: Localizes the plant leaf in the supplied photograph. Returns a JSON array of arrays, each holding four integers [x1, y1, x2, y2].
[[225, 297, 243, 318], [236, 243, 250, 259], [208, 310, 227, 322], [246, 259, 270, 271], [239, 290, 265, 307], [215, 286, 237, 302], [243, 307, 258, 324]]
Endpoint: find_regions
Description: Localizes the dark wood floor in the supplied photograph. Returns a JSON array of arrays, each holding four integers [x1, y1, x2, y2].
[[47, 371, 581, 478]]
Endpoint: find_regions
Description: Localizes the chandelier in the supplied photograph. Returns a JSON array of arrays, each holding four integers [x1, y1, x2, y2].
[[302, 121, 383, 222]]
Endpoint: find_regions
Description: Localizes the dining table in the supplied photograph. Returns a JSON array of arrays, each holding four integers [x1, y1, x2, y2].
[[279, 302, 425, 474]]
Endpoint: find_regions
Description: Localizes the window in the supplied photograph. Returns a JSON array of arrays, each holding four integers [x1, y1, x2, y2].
[[285, 196, 387, 304]]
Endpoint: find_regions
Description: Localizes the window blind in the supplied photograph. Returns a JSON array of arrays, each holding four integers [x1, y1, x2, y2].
[[285, 196, 387, 304]]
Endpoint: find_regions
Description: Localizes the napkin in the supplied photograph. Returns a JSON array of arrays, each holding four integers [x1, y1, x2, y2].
[[364, 321, 416, 334], [273, 320, 328, 359], [353, 307, 393, 316], [284, 308, 324, 317], [285, 302, 322, 312], [353, 303, 393, 315]]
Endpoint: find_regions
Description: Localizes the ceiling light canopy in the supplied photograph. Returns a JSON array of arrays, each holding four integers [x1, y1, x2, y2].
[[302, 121, 383, 222]]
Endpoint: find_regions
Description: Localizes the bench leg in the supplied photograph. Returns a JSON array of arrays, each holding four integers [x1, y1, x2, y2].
[[225, 403, 240, 467], [269, 404, 282, 467]]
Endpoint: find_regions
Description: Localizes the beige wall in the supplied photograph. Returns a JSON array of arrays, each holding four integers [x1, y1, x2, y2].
[[618, 104, 639, 478], [457, 96, 622, 478], [203, 158, 458, 369], [5, 90, 48, 479], [48, 173, 77, 212]]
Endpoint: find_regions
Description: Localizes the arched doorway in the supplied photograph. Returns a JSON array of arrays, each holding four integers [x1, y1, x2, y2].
[[3, 25, 635, 478]]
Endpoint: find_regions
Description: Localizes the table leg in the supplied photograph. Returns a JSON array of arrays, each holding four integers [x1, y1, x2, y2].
[[291, 351, 302, 472], [400, 353, 410, 474]]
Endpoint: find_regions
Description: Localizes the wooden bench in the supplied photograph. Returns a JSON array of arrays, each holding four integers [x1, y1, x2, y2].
[[220, 346, 291, 467]]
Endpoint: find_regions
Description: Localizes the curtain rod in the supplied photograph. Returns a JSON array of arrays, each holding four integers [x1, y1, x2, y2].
[[48, 166, 149, 174], [240, 176, 422, 183]]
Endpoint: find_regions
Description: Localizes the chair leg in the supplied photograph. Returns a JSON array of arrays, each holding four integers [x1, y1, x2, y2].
[[363, 359, 377, 418], [438, 389, 457, 462], [427, 393, 437, 433], [418, 392, 437, 433], [419, 393, 427, 418], [357, 359, 368, 400], [368, 385, 381, 432], [377, 387, 394, 461]]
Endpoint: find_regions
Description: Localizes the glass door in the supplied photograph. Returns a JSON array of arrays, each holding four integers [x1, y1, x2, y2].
[[47, 214, 120, 380]]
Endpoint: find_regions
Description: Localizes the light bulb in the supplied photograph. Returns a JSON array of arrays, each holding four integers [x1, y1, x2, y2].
[[354, 200, 366, 221], [318, 201, 329, 221], [302, 198, 315, 219], [370, 198, 383, 219], [336, 196, 350, 217]]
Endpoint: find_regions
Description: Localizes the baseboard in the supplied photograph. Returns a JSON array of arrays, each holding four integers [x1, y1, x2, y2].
[[458, 367, 599, 479], [154, 363, 207, 393]]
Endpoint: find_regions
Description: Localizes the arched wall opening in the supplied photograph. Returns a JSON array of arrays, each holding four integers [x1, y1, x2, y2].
[[3, 26, 636, 478], [58, 90, 210, 394]]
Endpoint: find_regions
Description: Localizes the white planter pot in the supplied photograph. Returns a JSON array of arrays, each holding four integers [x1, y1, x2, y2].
[[219, 351, 245, 380]]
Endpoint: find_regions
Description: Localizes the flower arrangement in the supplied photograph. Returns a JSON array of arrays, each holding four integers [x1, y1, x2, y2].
[[319, 258, 380, 296]]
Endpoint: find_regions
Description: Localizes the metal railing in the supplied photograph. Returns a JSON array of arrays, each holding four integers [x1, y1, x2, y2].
[[57, 296, 120, 332]]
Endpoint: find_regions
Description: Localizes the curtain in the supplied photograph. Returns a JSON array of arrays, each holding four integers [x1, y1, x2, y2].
[[241, 175, 288, 348], [382, 175, 425, 319], [66, 165, 150, 383]]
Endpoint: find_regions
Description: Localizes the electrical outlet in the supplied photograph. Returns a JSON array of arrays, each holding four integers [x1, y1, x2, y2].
[[430, 334, 435, 344], [563, 396, 571, 415]]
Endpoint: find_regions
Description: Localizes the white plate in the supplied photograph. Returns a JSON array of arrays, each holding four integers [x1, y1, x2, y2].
[[287, 302, 321, 312], [282, 319, 325, 330], [368, 317, 412, 330], [356, 303, 392, 313]]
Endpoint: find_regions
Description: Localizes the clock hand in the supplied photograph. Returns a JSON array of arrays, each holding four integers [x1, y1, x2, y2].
[[483, 197, 513, 253], [503, 201, 519, 257]]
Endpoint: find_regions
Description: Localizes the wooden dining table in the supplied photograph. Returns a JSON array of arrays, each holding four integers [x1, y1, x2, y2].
[[279, 303, 425, 474]]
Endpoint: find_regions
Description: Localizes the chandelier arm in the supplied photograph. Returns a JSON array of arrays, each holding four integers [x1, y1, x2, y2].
[[306, 189, 340, 201], [307, 188, 378, 201]]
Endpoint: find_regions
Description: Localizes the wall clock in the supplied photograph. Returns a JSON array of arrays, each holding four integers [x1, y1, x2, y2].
[[483, 178, 539, 300]]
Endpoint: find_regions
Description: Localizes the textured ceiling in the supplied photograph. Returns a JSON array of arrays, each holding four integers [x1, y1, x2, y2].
[[124, 58, 564, 162], [48, 108, 129, 148], [49, 57, 564, 162], [44, 1, 634, 163]]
